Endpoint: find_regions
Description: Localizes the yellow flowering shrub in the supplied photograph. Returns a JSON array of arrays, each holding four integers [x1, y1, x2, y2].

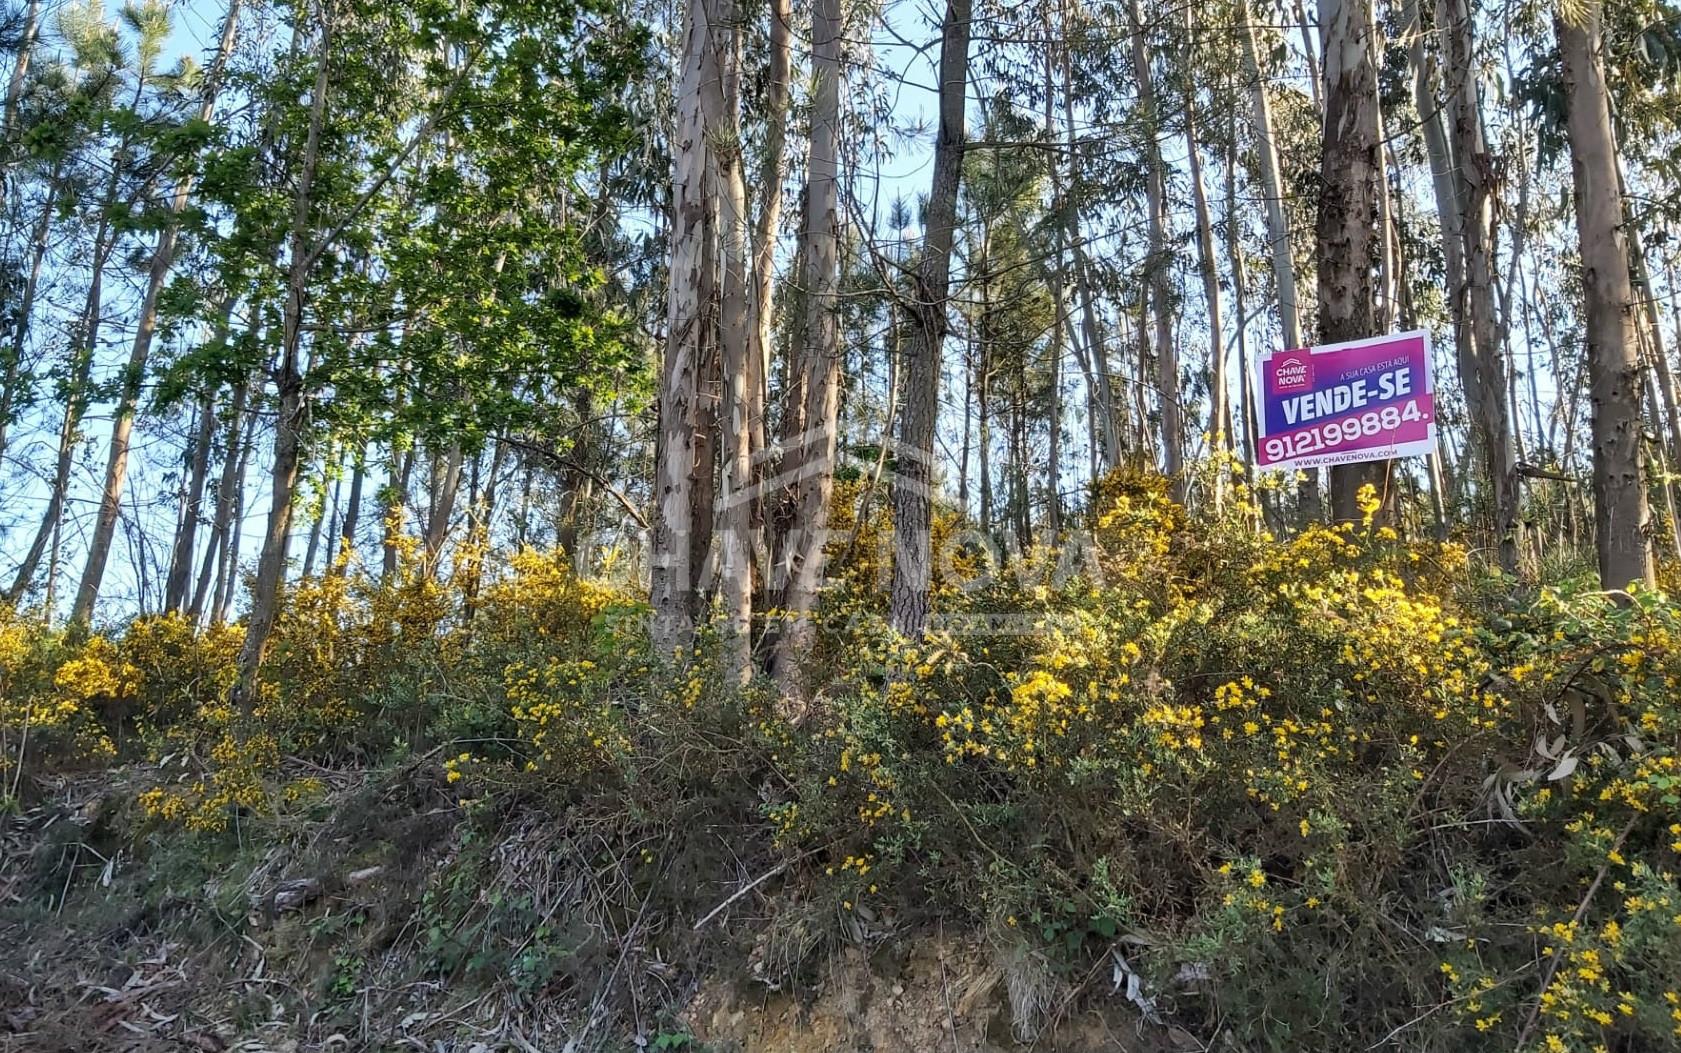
[[9, 470, 1681, 1051], [1, 611, 123, 789], [753, 473, 1680, 1051]]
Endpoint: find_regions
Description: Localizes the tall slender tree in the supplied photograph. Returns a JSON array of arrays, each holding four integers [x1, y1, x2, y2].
[[1316, 0, 1390, 524], [769, 0, 842, 693], [1557, 0, 1654, 588], [73, 0, 243, 623], [890, 0, 971, 637]]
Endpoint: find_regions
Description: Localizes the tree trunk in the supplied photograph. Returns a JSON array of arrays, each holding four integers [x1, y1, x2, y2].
[[651, 0, 716, 653], [769, 0, 842, 694], [1183, 61, 1226, 508], [333, 447, 365, 573], [303, 466, 340, 580], [713, 0, 757, 684], [1293, 0, 1322, 110], [890, 0, 970, 637], [210, 411, 254, 627], [424, 444, 463, 568], [1239, 0, 1316, 521], [750, 0, 792, 471], [1558, 2, 1654, 588], [73, 0, 243, 623], [1629, 223, 1681, 515], [1438, 0, 1518, 571], [978, 250, 994, 532], [1059, 22, 1121, 468], [165, 389, 219, 611], [1225, 117, 1259, 498], [191, 379, 248, 622], [0, 0, 40, 168], [0, 158, 60, 471], [556, 390, 596, 568], [1317, 0, 1392, 524], [235, 6, 333, 713], [460, 441, 507, 622], [687, 219, 720, 622], [6, 160, 123, 605], [1128, 0, 1182, 498]]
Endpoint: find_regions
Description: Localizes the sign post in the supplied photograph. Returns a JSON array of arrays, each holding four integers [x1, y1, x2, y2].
[[1253, 330, 1436, 472]]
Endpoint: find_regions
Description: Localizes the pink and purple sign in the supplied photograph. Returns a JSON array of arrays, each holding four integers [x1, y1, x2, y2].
[[1254, 330, 1436, 471]]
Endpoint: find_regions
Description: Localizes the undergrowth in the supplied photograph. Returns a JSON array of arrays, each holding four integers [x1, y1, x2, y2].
[[2, 471, 1679, 1052]]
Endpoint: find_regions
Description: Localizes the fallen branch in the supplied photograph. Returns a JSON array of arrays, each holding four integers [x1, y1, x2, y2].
[[692, 859, 791, 932]]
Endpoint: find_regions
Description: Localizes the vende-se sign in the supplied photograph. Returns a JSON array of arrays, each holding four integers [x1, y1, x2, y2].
[[1254, 330, 1436, 471]]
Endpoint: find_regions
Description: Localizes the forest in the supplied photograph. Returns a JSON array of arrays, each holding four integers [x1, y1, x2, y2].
[[2, 0, 1681, 1048]]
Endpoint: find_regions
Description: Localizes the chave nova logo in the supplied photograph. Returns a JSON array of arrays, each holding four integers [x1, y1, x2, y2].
[[1270, 350, 1314, 394]]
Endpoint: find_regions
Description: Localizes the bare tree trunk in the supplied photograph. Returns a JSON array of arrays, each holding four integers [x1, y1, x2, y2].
[[73, 0, 243, 623], [1293, 0, 1322, 109], [1184, 58, 1226, 509], [165, 390, 219, 611], [770, 0, 842, 694], [6, 164, 123, 605], [424, 444, 463, 568], [460, 441, 506, 622], [211, 415, 253, 627], [0, 160, 61, 472], [1010, 384, 1029, 549], [978, 252, 994, 532], [1317, 0, 1392, 524], [556, 390, 596, 568], [1225, 117, 1259, 498], [890, 0, 970, 637], [1558, 2, 1654, 589], [1375, 120, 1397, 333], [304, 465, 340, 580], [713, 0, 757, 684], [1059, 16, 1121, 468], [1240, 0, 1316, 521], [1629, 224, 1681, 495], [333, 446, 365, 572], [0, 0, 40, 172], [687, 220, 720, 622], [651, 0, 717, 653], [235, 6, 333, 713], [750, 0, 792, 469], [1438, 0, 1518, 571], [1128, 0, 1183, 498], [191, 379, 247, 622]]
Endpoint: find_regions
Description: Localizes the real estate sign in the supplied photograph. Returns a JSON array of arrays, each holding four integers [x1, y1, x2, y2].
[[1254, 330, 1436, 472]]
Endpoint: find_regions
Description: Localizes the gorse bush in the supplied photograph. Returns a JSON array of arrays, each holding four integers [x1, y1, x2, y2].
[[2, 472, 1679, 1051]]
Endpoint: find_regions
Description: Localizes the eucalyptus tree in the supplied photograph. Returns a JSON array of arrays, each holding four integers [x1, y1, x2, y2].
[[1316, 0, 1388, 524], [1126, 0, 1184, 499], [1238, 0, 1315, 520], [650, 0, 716, 654], [1179, 10, 1230, 508], [890, 0, 972, 638], [767, 0, 843, 692], [1415, 0, 1518, 571], [1556, 0, 1655, 587]]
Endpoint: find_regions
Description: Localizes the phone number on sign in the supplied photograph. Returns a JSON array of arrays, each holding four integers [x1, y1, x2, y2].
[[1263, 399, 1426, 463]]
